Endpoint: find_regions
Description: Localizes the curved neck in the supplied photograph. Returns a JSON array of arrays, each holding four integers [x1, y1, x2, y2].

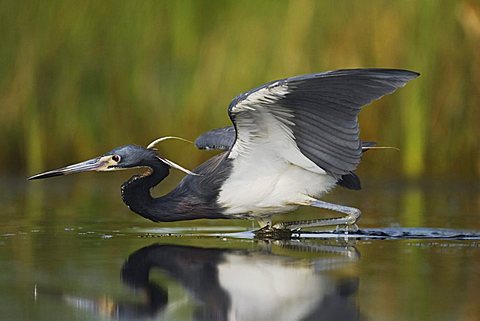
[[121, 158, 173, 222]]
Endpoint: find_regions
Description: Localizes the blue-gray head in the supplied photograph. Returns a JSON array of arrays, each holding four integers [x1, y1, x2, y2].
[[28, 145, 158, 180], [28, 138, 195, 180]]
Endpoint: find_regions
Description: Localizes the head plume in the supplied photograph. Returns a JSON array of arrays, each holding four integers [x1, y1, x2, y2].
[[146, 136, 199, 176]]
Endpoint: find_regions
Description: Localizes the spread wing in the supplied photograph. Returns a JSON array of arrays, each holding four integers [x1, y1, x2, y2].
[[195, 126, 235, 151], [227, 69, 419, 178]]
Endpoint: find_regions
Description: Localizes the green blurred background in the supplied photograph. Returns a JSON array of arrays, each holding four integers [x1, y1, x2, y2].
[[1, 3, 479, 319], [1, 0, 479, 179]]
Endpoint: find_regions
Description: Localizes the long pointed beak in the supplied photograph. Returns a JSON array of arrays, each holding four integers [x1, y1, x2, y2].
[[28, 156, 111, 180]]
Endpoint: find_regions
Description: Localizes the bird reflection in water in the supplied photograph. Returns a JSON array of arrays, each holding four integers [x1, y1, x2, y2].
[[48, 241, 361, 321]]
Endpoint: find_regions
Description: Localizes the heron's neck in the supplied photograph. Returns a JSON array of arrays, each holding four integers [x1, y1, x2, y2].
[[121, 159, 174, 222]]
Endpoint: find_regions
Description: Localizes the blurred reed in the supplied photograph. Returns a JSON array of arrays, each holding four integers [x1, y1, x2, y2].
[[0, 0, 478, 178]]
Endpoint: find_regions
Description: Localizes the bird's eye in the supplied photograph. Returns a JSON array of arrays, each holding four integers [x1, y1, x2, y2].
[[112, 154, 121, 162]]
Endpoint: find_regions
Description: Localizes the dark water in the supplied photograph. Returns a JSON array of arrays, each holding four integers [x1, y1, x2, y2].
[[1, 175, 479, 321]]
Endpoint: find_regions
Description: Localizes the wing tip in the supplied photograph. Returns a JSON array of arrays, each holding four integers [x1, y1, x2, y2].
[[331, 68, 420, 80]]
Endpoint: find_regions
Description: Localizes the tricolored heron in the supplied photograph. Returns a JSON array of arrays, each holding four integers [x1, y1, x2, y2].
[[29, 69, 419, 233]]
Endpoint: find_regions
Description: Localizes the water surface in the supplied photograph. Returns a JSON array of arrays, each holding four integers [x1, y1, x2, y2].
[[1, 176, 479, 320]]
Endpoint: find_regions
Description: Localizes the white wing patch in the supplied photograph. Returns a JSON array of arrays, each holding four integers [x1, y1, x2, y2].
[[219, 82, 335, 215], [228, 82, 326, 174]]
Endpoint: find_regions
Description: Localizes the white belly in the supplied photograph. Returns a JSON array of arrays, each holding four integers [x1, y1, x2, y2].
[[217, 158, 337, 216]]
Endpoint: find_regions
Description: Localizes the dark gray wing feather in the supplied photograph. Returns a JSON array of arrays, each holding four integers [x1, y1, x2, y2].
[[195, 126, 235, 151], [227, 69, 419, 178]]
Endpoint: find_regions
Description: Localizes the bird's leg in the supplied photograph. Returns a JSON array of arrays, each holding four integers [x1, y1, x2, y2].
[[256, 217, 272, 229], [274, 199, 361, 232]]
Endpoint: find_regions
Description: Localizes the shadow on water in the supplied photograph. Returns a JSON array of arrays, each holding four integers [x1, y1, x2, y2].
[[131, 225, 480, 241], [293, 227, 480, 240], [36, 240, 361, 321]]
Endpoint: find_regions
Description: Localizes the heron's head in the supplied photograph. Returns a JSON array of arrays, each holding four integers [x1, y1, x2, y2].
[[28, 145, 159, 180], [28, 137, 196, 180]]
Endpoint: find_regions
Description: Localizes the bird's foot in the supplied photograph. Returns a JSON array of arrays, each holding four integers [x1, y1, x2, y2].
[[253, 225, 294, 240]]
